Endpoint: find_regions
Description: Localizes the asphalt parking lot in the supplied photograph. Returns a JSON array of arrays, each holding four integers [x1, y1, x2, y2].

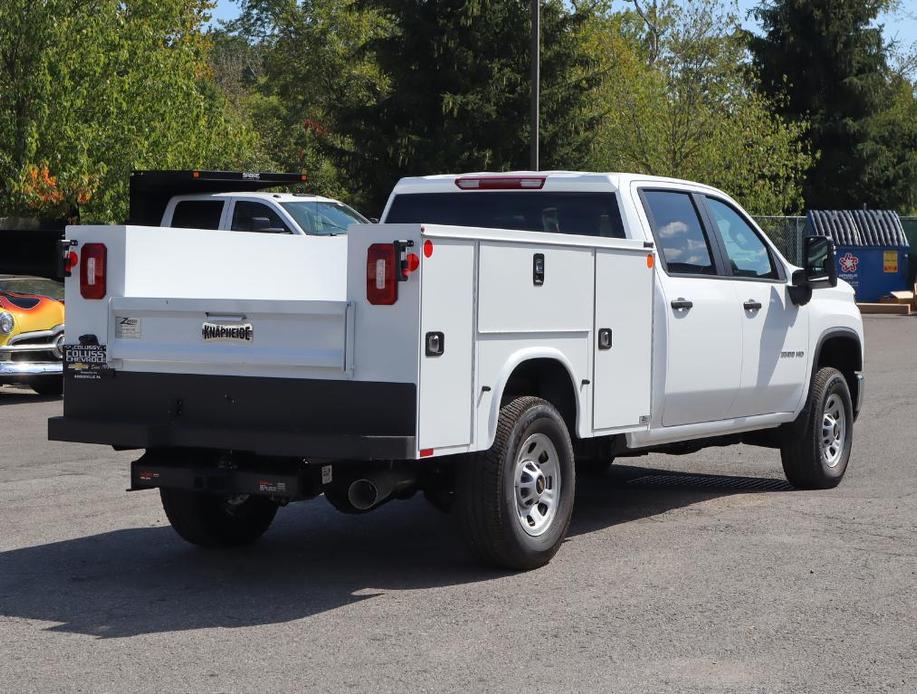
[[1, 315, 915, 693]]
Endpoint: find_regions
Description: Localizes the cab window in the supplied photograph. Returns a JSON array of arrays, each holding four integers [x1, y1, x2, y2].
[[641, 190, 716, 275], [231, 201, 293, 234], [705, 197, 778, 279], [171, 201, 224, 230]]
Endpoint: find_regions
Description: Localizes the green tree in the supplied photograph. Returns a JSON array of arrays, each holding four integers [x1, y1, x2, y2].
[[583, 1, 811, 215], [749, 0, 916, 210], [227, 0, 389, 206], [330, 0, 601, 214], [0, 0, 265, 222]]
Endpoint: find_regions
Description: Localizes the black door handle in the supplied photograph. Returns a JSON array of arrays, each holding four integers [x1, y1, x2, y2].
[[743, 300, 763, 311], [670, 298, 693, 311]]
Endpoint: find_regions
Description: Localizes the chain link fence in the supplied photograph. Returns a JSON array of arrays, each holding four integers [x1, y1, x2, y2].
[[752, 216, 806, 267]]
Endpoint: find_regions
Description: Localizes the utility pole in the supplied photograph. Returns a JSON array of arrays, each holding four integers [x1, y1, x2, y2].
[[530, 0, 540, 171]]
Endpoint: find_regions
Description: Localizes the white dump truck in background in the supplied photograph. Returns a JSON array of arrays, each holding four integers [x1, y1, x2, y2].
[[49, 172, 864, 570]]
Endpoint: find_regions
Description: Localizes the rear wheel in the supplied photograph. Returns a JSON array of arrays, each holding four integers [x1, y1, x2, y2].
[[780, 367, 854, 489], [160, 488, 278, 547], [456, 396, 575, 570], [30, 376, 63, 397]]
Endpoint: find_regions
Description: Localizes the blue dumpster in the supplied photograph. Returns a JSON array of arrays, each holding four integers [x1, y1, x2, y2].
[[806, 210, 911, 302]]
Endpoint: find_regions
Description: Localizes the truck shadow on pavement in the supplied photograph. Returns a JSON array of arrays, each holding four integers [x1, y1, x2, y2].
[[0, 386, 60, 405], [0, 464, 793, 639]]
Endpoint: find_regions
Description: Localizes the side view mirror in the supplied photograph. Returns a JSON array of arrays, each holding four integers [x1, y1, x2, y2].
[[788, 236, 838, 306], [802, 235, 838, 288]]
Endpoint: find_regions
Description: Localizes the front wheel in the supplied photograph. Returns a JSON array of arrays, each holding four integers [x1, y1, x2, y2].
[[160, 489, 278, 547], [456, 396, 575, 570], [780, 367, 854, 489]]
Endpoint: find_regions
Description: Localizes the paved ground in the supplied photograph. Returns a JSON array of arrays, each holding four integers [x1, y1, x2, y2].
[[0, 316, 915, 693]]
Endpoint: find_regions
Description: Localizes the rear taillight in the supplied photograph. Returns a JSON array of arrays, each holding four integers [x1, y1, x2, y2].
[[366, 243, 398, 305], [80, 243, 107, 299]]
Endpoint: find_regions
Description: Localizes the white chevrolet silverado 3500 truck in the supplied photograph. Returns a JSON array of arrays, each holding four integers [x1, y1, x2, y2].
[[49, 172, 864, 570]]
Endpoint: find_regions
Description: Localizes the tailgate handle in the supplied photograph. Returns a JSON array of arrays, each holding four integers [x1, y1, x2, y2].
[[205, 312, 248, 321]]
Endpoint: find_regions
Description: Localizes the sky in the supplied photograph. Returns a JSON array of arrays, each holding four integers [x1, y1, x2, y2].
[[208, 0, 917, 55]]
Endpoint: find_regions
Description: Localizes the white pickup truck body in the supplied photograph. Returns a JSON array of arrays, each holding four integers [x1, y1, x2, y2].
[[49, 172, 864, 569]]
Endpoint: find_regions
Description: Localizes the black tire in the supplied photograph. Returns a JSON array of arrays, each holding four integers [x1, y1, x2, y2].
[[160, 488, 278, 547], [30, 376, 63, 397], [456, 396, 575, 571], [780, 366, 854, 489]]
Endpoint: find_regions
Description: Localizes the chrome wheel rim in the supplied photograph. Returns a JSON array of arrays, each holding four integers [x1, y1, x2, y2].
[[513, 433, 560, 537], [821, 394, 846, 468]]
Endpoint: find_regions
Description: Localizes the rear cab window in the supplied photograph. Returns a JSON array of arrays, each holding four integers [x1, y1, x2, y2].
[[385, 192, 626, 239], [170, 200, 224, 229]]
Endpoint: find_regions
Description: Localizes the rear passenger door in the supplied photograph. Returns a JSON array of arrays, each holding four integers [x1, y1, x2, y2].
[[639, 189, 742, 427]]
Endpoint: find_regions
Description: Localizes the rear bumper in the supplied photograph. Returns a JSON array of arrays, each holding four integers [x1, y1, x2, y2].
[[49, 371, 417, 460]]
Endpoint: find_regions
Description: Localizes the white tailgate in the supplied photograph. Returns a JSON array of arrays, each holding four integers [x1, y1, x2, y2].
[[592, 249, 654, 431], [108, 297, 352, 376]]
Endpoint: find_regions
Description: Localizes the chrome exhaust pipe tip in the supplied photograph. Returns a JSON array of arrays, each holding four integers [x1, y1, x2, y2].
[[347, 479, 379, 511]]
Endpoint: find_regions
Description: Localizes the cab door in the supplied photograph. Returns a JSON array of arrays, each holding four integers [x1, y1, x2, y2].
[[639, 189, 743, 427], [700, 196, 809, 416]]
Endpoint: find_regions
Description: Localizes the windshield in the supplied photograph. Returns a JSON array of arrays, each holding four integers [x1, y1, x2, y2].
[[0, 277, 64, 301], [385, 192, 626, 238], [280, 201, 368, 236]]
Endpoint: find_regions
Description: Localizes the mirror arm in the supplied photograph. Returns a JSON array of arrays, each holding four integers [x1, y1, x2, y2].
[[788, 269, 813, 306]]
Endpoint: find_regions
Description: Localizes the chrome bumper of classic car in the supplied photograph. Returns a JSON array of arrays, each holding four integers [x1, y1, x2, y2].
[[0, 327, 64, 378]]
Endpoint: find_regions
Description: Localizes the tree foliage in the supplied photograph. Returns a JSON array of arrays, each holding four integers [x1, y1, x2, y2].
[[750, 0, 917, 211], [0, 0, 265, 222], [584, 1, 812, 215], [324, 0, 601, 214], [2, 0, 910, 222]]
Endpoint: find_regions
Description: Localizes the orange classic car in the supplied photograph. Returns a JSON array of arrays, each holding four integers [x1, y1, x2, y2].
[[0, 275, 65, 395]]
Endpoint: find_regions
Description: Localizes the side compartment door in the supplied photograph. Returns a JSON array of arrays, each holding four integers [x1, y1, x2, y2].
[[417, 238, 475, 450], [592, 248, 654, 430]]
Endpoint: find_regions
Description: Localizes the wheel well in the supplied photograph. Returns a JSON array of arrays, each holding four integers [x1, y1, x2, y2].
[[816, 334, 862, 407], [501, 358, 578, 434]]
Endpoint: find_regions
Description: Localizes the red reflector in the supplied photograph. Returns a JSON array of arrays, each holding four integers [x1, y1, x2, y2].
[[366, 243, 398, 305], [423, 239, 434, 258], [300, 174, 308, 181], [192, 170, 200, 178], [404, 252, 420, 275], [65, 251, 78, 272], [455, 176, 546, 190], [80, 243, 107, 300], [419, 448, 434, 458]]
